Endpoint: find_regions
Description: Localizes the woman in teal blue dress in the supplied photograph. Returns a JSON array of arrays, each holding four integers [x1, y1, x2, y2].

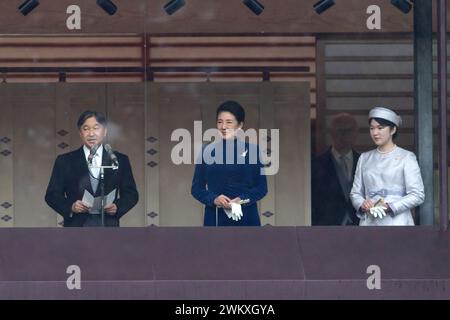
[[191, 100, 268, 226]]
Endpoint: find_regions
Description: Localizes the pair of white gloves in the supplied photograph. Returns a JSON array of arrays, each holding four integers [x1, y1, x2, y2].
[[224, 202, 243, 221], [369, 206, 387, 219]]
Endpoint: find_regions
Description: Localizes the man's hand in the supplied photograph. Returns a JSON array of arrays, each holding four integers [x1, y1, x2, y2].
[[214, 195, 231, 209], [104, 203, 118, 215], [71, 200, 90, 214]]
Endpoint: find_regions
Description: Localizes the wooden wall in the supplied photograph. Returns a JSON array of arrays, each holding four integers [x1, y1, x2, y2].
[[1, 0, 448, 34], [0, 35, 315, 86]]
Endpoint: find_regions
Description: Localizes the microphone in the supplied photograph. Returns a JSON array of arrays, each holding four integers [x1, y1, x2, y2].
[[104, 144, 119, 167], [88, 144, 100, 165]]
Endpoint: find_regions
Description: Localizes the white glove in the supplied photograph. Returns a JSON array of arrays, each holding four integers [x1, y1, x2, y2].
[[231, 202, 243, 221], [224, 207, 234, 219], [224, 203, 243, 221], [369, 206, 386, 219]]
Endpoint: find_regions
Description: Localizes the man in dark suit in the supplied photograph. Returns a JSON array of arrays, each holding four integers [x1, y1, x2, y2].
[[45, 110, 138, 227], [312, 113, 360, 226]]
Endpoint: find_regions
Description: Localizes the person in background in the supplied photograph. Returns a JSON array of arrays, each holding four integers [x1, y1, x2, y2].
[[312, 113, 360, 225]]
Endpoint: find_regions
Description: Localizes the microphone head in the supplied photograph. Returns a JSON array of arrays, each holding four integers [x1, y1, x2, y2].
[[104, 144, 119, 166]]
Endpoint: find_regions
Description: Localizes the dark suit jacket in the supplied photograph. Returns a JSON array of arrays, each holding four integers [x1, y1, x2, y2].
[[45, 146, 139, 227], [311, 148, 360, 226]]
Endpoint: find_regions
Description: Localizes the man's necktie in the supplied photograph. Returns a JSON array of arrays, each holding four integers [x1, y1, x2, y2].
[[90, 155, 99, 194], [340, 155, 350, 182]]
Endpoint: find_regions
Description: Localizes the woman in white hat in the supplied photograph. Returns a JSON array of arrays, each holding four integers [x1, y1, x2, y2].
[[350, 106, 425, 226]]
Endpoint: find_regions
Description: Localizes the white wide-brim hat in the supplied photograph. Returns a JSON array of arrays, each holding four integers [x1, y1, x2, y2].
[[368, 106, 402, 127]]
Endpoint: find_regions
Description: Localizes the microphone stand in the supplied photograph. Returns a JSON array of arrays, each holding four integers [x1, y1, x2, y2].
[[99, 166, 105, 227]]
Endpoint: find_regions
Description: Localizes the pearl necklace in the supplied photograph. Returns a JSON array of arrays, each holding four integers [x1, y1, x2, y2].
[[377, 144, 397, 154]]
